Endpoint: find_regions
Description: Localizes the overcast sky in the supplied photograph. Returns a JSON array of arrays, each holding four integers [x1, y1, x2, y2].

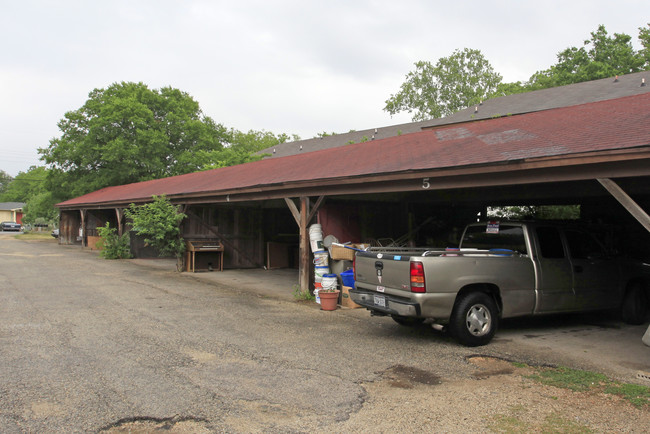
[[1, 0, 647, 176]]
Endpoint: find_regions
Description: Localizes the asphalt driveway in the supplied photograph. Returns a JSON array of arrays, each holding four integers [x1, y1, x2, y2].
[[1, 236, 648, 432]]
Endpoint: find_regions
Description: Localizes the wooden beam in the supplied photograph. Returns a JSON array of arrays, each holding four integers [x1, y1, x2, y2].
[[597, 178, 650, 233], [307, 195, 325, 224], [284, 198, 301, 226]]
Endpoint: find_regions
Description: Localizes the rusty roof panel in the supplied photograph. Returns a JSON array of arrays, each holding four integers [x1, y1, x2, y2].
[[57, 93, 650, 207]]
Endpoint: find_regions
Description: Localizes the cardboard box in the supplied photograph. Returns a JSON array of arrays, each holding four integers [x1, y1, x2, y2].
[[340, 285, 362, 309]]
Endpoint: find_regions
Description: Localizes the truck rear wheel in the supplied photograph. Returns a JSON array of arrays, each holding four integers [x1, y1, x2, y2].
[[449, 292, 498, 346]]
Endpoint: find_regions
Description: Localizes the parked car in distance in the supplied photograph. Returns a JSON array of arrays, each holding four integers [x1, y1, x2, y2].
[[1, 221, 22, 231], [51, 228, 59, 238]]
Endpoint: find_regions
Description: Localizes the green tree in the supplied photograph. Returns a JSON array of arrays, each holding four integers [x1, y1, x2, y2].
[[385, 48, 502, 120], [125, 195, 186, 270], [526, 24, 649, 89], [0, 166, 58, 224], [39, 82, 231, 200], [22, 191, 58, 224], [0, 170, 12, 196], [199, 129, 298, 170], [638, 24, 650, 65], [1, 166, 47, 202]]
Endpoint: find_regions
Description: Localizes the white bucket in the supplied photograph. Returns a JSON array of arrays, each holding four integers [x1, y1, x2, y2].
[[313, 250, 329, 267], [314, 266, 329, 282], [309, 224, 324, 252], [321, 273, 338, 291]]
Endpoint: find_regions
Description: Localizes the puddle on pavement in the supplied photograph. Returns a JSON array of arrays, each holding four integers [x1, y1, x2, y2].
[[100, 416, 211, 433], [381, 364, 442, 389]]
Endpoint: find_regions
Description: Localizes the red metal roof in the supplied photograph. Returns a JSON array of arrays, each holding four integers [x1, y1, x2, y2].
[[57, 93, 650, 208]]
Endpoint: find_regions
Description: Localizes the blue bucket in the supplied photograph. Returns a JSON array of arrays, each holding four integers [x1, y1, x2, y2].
[[340, 269, 355, 288]]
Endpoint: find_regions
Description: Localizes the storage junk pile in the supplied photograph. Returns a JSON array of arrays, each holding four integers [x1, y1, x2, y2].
[[310, 224, 337, 304]]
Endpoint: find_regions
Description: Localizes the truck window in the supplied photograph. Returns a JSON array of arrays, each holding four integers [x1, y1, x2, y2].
[[462, 224, 527, 254], [565, 230, 605, 259], [536, 227, 565, 258]]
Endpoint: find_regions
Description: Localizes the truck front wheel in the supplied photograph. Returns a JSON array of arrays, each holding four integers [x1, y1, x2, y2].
[[450, 292, 499, 346]]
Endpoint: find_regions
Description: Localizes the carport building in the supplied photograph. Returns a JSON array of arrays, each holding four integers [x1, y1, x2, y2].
[[55, 74, 650, 294]]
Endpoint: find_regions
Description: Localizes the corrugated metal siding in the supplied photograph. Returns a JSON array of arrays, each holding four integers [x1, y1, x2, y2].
[[57, 93, 650, 208]]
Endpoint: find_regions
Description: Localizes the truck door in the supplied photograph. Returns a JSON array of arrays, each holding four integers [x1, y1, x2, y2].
[[564, 229, 620, 310], [534, 226, 575, 312]]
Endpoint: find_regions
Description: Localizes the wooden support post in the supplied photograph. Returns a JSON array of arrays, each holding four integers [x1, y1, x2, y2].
[[284, 196, 326, 293], [597, 178, 650, 233], [115, 208, 125, 236], [299, 197, 310, 293], [80, 209, 87, 247]]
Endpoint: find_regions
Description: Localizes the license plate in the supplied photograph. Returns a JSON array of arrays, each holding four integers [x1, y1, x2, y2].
[[374, 294, 386, 308]]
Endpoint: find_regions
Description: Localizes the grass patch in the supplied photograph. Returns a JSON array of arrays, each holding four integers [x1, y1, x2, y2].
[[488, 408, 592, 433], [542, 413, 593, 433], [604, 382, 650, 409], [14, 232, 56, 241], [292, 285, 315, 302], [489, 413, 529, 433], [527, 366, 650, 409], [528, 366, 608, 392]]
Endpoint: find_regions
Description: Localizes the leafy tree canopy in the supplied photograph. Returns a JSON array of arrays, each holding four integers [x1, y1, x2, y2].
[[0, 170, 12, 196], [0, 166, 47, 203], [387, 24, 650, 118], [39, 82, 232, 200], [200, 129, 298, 170], [526, 24, 650, 89], [384, 48, 502, 121], [38, 81, 298, 202], [0, 166, 58, 224]]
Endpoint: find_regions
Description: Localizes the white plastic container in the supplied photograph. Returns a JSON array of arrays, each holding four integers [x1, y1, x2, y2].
[[321, 273, 338, 291], [314, 265, 329, 283], [309, 224, 324, 252], [313, 250, 329, 267]]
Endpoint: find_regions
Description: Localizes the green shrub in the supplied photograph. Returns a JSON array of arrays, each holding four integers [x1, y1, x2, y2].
[[97, 223, 132, 259], [125, 195, 186, 270]]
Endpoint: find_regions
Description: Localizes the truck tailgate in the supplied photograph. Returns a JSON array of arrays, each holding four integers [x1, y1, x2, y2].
[[354, 250, 414, 293]]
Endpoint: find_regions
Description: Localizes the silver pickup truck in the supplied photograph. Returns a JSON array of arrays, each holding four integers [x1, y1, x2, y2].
[[349, 221, 650, 346]]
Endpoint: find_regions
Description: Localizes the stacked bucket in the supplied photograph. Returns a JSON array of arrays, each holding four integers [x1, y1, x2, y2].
[[310, 224, 337, 304]]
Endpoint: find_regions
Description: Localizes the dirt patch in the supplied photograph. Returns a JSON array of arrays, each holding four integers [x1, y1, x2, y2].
[[330, 359, 649, 433], [467, 355, 516, 379], [380, 364, 442, 389]]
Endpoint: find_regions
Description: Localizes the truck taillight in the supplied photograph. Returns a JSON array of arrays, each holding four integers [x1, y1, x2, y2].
[[410, 261, 425, 293]]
